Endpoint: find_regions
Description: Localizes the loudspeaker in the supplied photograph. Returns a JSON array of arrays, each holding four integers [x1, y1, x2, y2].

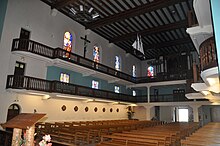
[[50, 8, 58, 16]]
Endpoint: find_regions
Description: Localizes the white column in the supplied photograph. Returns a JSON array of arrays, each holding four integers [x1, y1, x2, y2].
[[144, 106, 155, 120], [147, 86, 151, 103], [190, 105, 201, 122]]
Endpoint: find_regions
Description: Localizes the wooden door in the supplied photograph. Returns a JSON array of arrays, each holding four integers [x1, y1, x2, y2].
[[6, 104, 20, 121], [19, 28, 30, 39], [19, 28, 30, 50], [14, 62, 25, 76], [13, 62, 25, 88]]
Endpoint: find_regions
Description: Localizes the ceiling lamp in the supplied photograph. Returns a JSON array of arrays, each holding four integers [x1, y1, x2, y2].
[[69, 3, 99, 22]]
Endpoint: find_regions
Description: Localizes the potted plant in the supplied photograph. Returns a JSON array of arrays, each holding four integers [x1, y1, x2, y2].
[[126, 106, 135, 120]]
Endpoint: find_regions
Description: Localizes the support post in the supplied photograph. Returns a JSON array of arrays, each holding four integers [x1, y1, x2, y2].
[[144, 105, 155, 120], [190, 105, 201, 122], [147, 86, 151, 103]]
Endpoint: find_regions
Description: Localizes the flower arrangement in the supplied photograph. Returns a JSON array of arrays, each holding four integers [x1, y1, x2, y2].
[[39, 135, 52, 146]]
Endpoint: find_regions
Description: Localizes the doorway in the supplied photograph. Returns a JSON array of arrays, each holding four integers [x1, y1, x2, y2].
[[178, 108, 189, 122], [19, 28, 30, 50], [6, 104, 20, 121], [13, 61, 25, 88], [19, 28, 30, 39], [14, 61, 25, 76]]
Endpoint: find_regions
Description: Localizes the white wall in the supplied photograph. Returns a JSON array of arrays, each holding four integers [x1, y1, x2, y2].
[[0, 0, 141, 124], [160, 106, 173, 123], [0, 0, 141, 78], [133, 106, 147, 120], [0, 92, 128, 124]]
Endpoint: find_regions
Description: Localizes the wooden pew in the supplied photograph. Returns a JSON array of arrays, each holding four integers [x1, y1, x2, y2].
[[100, 134, 159, 146]]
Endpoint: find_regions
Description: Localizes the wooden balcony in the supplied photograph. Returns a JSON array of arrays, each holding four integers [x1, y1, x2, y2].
[[199, 37, 217, 71], [12, 39, 135, 82], [6, 75, 194, 103], [6, 75, 137, 103], [11, 39, 193, 84]]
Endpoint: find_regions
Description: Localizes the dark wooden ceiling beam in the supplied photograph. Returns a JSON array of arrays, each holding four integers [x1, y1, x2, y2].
[[52, 0, 77, 9], [110, 20, 187, 43], [85, 0, 187, 29], [144, 37, 192, 51]]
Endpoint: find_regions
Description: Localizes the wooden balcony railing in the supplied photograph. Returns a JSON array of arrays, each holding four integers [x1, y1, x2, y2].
[[149, 94, 193, 102], [11, 39, 192, 83], [6, 75, 194, 103], [6, 75, 137, 102], [199, 37, 217, 71]]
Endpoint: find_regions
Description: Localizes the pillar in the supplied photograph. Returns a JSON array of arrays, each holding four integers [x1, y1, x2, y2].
[[190, 105, 201, 122], [147, 86, 151, 103], [144, 105, 155, 120], [12, 128, 22, 146]]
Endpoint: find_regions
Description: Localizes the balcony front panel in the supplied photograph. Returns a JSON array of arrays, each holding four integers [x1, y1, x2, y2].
[[200, 37, 217, 71], [150, 94, 193, 102]]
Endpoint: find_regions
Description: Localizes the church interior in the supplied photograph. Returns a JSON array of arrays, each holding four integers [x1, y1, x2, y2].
[[0, 0, 219, 145]]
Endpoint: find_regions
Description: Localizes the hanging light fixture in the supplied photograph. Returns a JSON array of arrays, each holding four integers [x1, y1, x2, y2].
[[69, 1, 99, 22]]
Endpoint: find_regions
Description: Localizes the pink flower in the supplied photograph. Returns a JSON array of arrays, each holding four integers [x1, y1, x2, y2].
[[44, 135, 51, 142]]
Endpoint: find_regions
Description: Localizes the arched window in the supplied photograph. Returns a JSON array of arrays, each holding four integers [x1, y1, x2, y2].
[[115, 56, 120, 71], [60, 73, 70, 83], [63, 31, 73, 58], [147, 66, 154, 77], [133, 90, 136, 96], [132, 65, 136, 77], [93, 46, 100, 63], [92, 80, 99, 89], [115, 86, 120, 93]]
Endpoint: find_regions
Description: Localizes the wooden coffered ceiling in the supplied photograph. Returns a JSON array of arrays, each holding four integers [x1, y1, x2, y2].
[[41, 0, 195, 60]]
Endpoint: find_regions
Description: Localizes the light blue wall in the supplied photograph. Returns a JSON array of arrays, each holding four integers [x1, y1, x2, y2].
[[0, 0, 8, 41], [210, 0, 220, 73], [46, 66, 142, 95]]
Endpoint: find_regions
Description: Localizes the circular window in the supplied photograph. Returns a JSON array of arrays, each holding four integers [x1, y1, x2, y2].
[[110, 108, 113, 112], [94, 107, 98, 112], [85, 107, 89, 112], [102, 108, 106, 112], [116, 108, 119, 112], [61, 105, 66, 111], [74, 106, 78, 112]]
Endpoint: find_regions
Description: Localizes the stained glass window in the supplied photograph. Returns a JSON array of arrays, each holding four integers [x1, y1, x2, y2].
[[92, 80, 99, 89], [115, 86, 120, 93], [147, 66, 154, 77], [115, 56, 120, 71], [60, 73, 70, 83], [93, 46, 100, 63], [133, 90, 136, 96], [132, 65, 136, 77], [63, 31, 73, 58]]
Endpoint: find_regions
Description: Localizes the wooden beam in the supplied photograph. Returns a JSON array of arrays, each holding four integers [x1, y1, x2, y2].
[[110, 20, 188, 43], [85, 0, 187, 29], [52, 0, 77, 9], [144, 37, 192, 51]]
